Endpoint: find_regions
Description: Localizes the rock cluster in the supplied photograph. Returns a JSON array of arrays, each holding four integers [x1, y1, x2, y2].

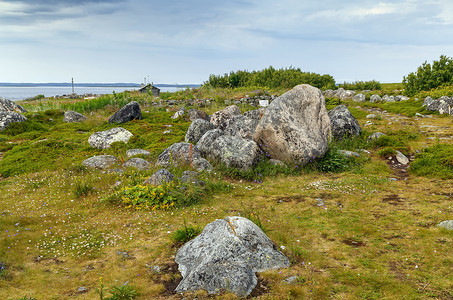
[[424, 96, 453, 115], [0, 98, 27, 130]]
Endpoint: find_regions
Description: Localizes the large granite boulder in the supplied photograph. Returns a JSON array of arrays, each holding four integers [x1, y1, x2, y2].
[[210, 105, 242, 130], [0, 97, 27, 113], [156, 142, 203, 168], [196, 129, 224, 157], [328, 105, 362, 139], [175, 216, 290, 297], [82, 155, 118, 169], [207, 135, 260, 171], [224, 115, 259, 140], [243, 107, 266, 120], [353, 93, 366, 102], [64, 110, 87, 123], [108, 101, 142, 124], [144, 169, 175, 186], [0, 111, 27, 131], [185, 119, 217, 144], [253, 84, 330, 165], [88, 127, 133, 149]]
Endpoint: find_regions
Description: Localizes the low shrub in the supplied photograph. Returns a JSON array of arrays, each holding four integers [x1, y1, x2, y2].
[[410, 144, 453, 179], [171, 223, 202, 243], [377, 147, 397, 157]]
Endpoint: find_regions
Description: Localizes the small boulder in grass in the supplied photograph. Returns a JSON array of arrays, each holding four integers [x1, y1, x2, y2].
[[437, 220, 453, 230], [108, 101, 142, 124]]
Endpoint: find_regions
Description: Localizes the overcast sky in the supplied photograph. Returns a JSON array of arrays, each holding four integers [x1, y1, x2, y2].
[[1, 0, 453, 84]]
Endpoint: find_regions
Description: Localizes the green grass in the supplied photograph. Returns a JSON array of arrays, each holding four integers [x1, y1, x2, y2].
[[0, 89, 452, 299]]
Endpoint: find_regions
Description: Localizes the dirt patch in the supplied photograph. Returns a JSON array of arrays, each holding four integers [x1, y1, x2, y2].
[[248, 276, 270, 298], [342, 238, 365, 247], [382, 194, 404, 205], [160, 262, 183, 297], [275, 195, 306, 203], [384, 154, 414, 180]]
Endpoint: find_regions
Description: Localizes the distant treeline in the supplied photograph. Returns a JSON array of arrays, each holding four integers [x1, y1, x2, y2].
[[203, 66, 336, 90], [337, 80, 382, 91], [403, 55, 453, 96]]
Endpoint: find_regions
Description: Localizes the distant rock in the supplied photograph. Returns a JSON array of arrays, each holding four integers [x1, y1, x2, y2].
[[196, 129, 224, 157], [0, 111, 27, 131], [64, 110, 87, 123], [126, 149, 150, 158], [0, 97, 27, 113], [187, 109, 209, 121], [172, 107, 186, 119], [210, 105, 242, 130], [382, 95, 395, 102], [366, 114, 377, 119], [108, 101, 142, 124], [368, 132, 386, 141], [207, 135, 260, 171], [185, 119, 217, 144], [144, 169, 175, 186], [254, 84, 330, 165], [422, 96, 434, 107], [123, 158, 150, 170], [175, 216, 290, 297], [353, 93, 366, 102], [82, 155, 119, 169], [88, 127, 133, 149], [395, 95, 409, 101], [369, 94, 382, 103], [437, 220, 453, 230], [328, 105, 362, 139]]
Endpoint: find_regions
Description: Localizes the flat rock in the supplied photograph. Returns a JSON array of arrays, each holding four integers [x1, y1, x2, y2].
[[0, 111, 27, 130], [175, 216, 290, 297], [126, 149, 150, 158], [338, 150, 360, 157], [88, 127, 133, 149], [64, 110, 87, 123], [82, 155, 119, 169], [254, 84, 330, 165], [395, 150, 409, 165], [437, 220, 453, 230], [123, 158, 150, 170], [108, 101, 142, 124], [328, 105, 361, 140]]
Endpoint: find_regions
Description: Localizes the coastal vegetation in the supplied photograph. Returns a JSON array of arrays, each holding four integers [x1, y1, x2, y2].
[[0, 75, 452, 299]]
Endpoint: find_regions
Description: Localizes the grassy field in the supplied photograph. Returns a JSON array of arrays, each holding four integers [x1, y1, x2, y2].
[[0, 88, 452, 299]]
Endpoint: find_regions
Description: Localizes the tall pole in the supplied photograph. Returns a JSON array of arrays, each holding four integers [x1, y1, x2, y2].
[[72, 77, 74, 94]]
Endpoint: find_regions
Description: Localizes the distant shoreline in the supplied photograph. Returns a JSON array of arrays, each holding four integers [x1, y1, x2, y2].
[[0, 83, 201, 88]]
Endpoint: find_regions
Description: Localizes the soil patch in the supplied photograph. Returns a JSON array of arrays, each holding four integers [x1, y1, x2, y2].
[[342, 238, 365, 247], [384, 154, 414, 180], [275, 195, 306, 203], [160, 262, 182, 297], [382, 194, 404, 206]]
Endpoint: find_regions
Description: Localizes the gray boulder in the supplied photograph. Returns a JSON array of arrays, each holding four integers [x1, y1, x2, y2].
[[172, 107, 186, 119], [0, 97, 27, 113], [0, 111, 27, 130], [323, 89, 336, 98], [64, 110, 87, 123], [370, 94, 382, 103], [207, 135, 260, 171], [185, 119, 217, 144], [123, 158, 150, 170], [328, 105, 362, 140], [191, 158, 213, 172], [395, 95, 410, 101], [108, 101, 142, 124], [175, 216, 289, 297], [395, 150, 409, 165], [224, 115, 259, 140], [88, 127, 133, 149], [180, 170, 205, 186], [126, 149, 150, 158], [196, 129, 224, 157], [187, 109, 209, 121], [82, 155, 118, 169], [437, 98, 453, 115], [339, 89, 355, 100], [254, 84, 330, 165], [243, 107, 266, 120], [156, 142, 202, 168], [423, 96, 434, 107], [382, 95, 395, 102], [353, 93, 366, 102], [437, 220, 453, 230], [144, 169, 175, 186], [210, 105, 242, 130]]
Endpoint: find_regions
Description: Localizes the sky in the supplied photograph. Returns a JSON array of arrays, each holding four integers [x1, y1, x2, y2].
[[1, 0, 453, 84]]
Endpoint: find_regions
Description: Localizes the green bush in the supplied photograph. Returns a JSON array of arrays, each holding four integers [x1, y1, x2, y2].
[[109, 284, 138, 300], [338, 80, 382, 91], [204, 66, 336, 90], [410, 144, 453, 179], [403, 55, 453, 96], [377, 147, 397, 157]]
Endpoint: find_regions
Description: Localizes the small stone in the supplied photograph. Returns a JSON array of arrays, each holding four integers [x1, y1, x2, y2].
[[77, 287, 88, 294], [388, 178, 398, 181], [284, 275, 299, 284], [437, 220, 453, 230], [116, 250, 134, 259], [316, 198, 325, 207]]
